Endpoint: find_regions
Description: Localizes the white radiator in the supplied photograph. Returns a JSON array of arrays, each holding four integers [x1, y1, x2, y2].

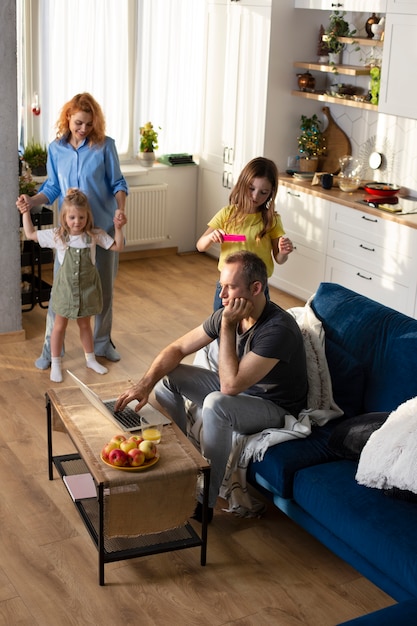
[[124, 184, 169, 246]]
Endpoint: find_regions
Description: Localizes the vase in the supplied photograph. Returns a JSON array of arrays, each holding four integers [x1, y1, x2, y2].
[[371, 18, 385, 42], [299, 157, 318, 173], [138, 151, 155, 167], [297, 72, 315, 92], [31, 165, 47, 176], [365, 13, 379, 39], [328, 51, 342, 66]]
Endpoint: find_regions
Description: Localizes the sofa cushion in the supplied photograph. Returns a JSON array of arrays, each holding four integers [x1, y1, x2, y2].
[[383, 487, 417, 503], [247, 420, 343, 498], [311, 283, 417, 413], [328, 412, 390, 460], [324, 339, 366, 417], [293, 461, 417, 599]]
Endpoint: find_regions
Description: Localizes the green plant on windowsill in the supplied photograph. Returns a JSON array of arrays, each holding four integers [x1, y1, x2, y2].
[[139, 122, 160, 153], [323, 10, 358, 73], [22, 140, 48, 175]]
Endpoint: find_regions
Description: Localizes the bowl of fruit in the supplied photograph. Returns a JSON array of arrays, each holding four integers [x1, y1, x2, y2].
[[100, 434, 159, 471]]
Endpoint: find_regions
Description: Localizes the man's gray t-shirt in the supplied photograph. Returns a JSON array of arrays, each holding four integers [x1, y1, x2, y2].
[[203, 301, 308, 416]]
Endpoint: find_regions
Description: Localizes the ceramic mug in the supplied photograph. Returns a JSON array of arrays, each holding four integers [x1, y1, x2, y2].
[[321, 173, 333, 190]]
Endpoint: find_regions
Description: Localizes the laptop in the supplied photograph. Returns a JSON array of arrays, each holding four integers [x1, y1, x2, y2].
[[66, 370, 170, 433]]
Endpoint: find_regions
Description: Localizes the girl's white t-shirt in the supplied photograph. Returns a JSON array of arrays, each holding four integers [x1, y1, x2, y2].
[[37, 229, 114, 265]]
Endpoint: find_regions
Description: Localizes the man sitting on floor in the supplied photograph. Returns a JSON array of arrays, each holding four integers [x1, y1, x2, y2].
[[115, 250, 308, 522]]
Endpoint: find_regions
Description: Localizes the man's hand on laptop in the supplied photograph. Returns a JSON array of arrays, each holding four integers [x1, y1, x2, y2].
[[114, 383, 148, 413]]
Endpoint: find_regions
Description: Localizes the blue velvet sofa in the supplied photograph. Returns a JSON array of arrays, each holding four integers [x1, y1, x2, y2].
[[247, 282, 417, 624]]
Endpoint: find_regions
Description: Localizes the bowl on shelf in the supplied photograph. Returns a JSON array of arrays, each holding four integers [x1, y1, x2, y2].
[[364, 183, 400, 197]]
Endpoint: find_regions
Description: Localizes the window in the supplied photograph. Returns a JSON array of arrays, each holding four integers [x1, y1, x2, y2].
[[19, 0, 206, 160]]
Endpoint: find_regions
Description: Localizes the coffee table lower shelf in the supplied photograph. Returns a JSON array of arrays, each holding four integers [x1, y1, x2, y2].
[[53, 454, 207, 585]]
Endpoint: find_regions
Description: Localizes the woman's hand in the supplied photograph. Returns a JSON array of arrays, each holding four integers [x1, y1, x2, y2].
[[16, 194, 33, 213], [114, 210, 127, 228]]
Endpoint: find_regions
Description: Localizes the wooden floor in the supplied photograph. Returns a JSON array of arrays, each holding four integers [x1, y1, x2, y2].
[[0, 253, 393, 625]]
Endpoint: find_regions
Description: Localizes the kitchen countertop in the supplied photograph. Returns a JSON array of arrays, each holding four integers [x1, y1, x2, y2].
[[279, 174, 417, 230]]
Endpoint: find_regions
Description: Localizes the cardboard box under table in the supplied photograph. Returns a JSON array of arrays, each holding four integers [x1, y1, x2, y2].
[[46, 381, 210, 585]]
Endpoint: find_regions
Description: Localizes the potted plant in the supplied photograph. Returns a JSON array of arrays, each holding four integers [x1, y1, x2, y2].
[[22, 140, 48, 176], [19, 172, 37, 196], [138, 121, 160, 167], [297, 114, 326, 172], [323, 10, 357, 67]]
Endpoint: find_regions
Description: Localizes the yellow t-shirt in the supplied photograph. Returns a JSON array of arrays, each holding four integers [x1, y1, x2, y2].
[[208, 205, 285, 276]]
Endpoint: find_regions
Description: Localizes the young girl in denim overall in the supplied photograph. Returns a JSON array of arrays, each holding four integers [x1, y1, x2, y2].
[[19, 188, 126, 383]]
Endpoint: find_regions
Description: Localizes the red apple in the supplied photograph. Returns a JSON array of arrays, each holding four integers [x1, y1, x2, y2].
[[111, 434, 126, 445], [120, 439, 138, 454], [101, 441, 120, 460], [128, 448, 146, 467], [138, 439, 157, 460], [108, 448, 128, 467], [128, 434, 143, 446]]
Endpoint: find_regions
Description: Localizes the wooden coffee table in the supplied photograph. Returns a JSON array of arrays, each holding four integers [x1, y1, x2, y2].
[[46, 381, 210, 585]]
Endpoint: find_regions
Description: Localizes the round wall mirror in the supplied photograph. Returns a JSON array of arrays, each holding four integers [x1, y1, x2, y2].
[[369, 151, 382, 170]]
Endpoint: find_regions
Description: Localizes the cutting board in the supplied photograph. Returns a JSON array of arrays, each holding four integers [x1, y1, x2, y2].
[[319, 106, 351, 174]]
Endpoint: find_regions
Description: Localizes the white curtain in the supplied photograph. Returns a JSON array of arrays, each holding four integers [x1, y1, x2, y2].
[[134, 0, 206, 156], [22, 0, 206, 159], [38, 0, 130, 153]]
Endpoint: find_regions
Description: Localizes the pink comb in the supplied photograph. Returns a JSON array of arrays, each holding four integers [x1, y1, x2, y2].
[[223, 234, 246, 242]]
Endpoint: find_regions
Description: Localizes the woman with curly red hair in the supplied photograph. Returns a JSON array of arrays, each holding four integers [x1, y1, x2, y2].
[[17, 93, 128, 368]]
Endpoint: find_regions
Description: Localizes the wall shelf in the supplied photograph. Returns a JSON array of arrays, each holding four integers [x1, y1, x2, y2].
[[294, 61, 372, 76], [292, 32, 383, 111], [291, 89, 378, 111], [337, 36, 383, 47]]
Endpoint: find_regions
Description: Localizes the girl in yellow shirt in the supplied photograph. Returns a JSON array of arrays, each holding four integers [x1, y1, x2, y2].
[[197, 157, 293, 309]]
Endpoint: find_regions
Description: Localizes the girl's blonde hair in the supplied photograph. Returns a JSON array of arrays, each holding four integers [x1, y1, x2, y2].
[[228, 157, 279, 240], [55, 93, 106, 146], [55, 188, 95, 243]]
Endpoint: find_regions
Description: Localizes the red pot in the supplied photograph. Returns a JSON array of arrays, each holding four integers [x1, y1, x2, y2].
[[364, 183, 400, 197]]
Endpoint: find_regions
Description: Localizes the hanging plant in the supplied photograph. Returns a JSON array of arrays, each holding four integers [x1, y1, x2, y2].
[[323, 10, 356, 54], [323, 10, 359, 73]]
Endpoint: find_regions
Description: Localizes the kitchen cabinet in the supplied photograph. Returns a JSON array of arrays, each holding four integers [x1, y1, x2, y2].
[[269, 186, 330, 300], [197, 0, 272, 238], [387, 0, 417, 14], [325, 202, 417, 316], [294, 1, 387, 11], [378, 13, 417, 119]]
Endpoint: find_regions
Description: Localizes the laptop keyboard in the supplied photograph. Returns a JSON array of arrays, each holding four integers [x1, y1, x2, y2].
[[103, 401, 142, 431]]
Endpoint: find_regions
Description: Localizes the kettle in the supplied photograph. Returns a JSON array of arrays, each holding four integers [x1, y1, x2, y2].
[[339, 155, 362, 178], [297, 72, 315, 92], [338, 155, 362, 192]]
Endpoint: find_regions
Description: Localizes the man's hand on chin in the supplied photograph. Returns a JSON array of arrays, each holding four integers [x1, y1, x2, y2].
[[222, 297, 253, 324]]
